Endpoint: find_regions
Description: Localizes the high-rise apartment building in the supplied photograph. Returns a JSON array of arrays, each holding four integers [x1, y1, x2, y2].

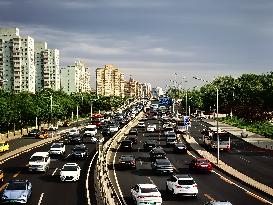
[[124, 77, 140, 97], [60, 61, 91, 94], [96, 64, 124, 97], [35, 42, 60, 91], [0, 28, 36, 93]]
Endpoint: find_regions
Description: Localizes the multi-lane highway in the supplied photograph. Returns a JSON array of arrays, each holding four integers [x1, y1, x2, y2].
[[190, 119, 273, 189], [0, 127, 98, 205], [110, 116, 273, 205]]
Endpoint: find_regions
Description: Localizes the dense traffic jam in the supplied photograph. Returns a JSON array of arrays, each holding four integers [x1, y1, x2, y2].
[[0, 99, 231, 205], [118, 101, 231, 205]]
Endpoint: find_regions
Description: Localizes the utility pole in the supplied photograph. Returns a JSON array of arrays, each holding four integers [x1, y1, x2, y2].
[[216, 88, 219, 164]]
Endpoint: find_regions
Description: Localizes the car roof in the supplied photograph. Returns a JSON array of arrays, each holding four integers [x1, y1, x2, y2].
[[156, 158, 170, 162], [31, 152, 49, 157], [138, 184, 157, 189], [64, 163, 79, 166], [207, 201, 233, 205], [174, 174, 193, 180]]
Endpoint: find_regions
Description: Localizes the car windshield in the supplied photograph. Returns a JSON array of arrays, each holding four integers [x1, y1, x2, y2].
[[86, 128, 96, 131], [29, 156, 44, 162], [51, 144, 63, 148], [70, 129, 77, 133], [62, 165, 78, 171], [121, 141, 131, 145], [165, 127, 173, 131], [120, 156, 134, 161], [157, 160, 171, 165], [0, 143, 5, 146], [141, 187, 158, 193], [30, 129, 38, 133], [197, 159, 209, 164], [212, 133, 229, 141], [176, 143, 185, 147], [73, 147, 85, 151], [6, 182, 26, 190], [178, 180, 195, 185]]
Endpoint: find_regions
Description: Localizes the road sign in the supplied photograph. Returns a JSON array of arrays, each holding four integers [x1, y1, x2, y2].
[[159, 97, 173, 106], [183, 116, 191, 126]]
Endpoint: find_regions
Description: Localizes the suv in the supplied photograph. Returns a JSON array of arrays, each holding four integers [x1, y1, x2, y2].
[[120, 140, 133, 151], [166, 174, 198, 197], [127, 135, 138, 144], [150, 147, 166, 160], [60, 163, 81, 182], [151, 158, 173, 174], [71, 144, 89, 159], [204, 201, 233, 205], [131, 184, 162, 205], [49, 142, 65, 156], [143, 140, 157, 151], [28, 152, 50, 172], [189, 158, 213, 173], [28, 129, 39, 138], [1, 180, 32, 203], [129, 128, 138, 136], [84, 125, 97, 137], [138, 121, 145, 128], [118, 155, 136, 170], [65, 133, 83, 144]]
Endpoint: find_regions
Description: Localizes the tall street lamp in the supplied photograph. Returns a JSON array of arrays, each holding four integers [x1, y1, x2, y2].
[[193, 76, 220, 164]]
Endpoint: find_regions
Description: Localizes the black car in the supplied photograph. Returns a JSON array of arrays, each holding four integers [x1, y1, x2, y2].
[[119, 140, 133, 151], [64, 133, 83, 144], [173, 143, 187, 154], [143, 140, 157, 151], [71, 144, 89, 159], [127, 135, 138, 144], [150, 147, 166, 161], [118, 155, 136, 170], [101, 127, 111, 138], [151, 158, 173, 174], [28, 129, 39, 137], [129, 128, 138, 136]]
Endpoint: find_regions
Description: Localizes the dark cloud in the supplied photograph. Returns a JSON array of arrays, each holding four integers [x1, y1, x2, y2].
[[0, 0, 273, 88]]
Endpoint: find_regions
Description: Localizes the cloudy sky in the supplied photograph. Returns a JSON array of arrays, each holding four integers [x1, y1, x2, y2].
[[0, 0, 272, 89]]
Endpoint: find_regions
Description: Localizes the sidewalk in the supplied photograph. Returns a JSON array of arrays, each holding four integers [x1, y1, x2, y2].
[[203, 119, 273, 151]]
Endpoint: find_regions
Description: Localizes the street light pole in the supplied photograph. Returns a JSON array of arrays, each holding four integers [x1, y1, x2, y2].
[[185, 90, 188, 116], [216, 88, 219, 164]]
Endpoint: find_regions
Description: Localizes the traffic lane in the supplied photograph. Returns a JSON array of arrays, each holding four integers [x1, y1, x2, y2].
[[141, 126, 268, 204], [115, 137, 267, 205], [0, 135, 97, 205], [165, 149, 268, 205], [190, 120, 273, 188]]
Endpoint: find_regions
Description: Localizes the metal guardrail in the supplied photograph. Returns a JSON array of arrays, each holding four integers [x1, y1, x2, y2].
[[94, 111, 143, 205]]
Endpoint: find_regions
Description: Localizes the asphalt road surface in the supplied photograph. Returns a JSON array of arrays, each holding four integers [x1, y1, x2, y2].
[[110, 117, 273, 205]]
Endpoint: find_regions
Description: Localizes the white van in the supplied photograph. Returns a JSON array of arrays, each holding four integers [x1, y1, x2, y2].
[[28, 152, 50, 172]]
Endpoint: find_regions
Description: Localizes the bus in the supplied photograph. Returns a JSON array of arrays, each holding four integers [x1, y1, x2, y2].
[[201, 127, 231, 151]]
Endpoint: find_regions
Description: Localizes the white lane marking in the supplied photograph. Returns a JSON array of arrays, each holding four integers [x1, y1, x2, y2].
[[213, 171, 273, 205], [239, 156, 251, 163], [113, 145, 128, 205], [52, 168, 58, 176], [86, 151, 98, 205], [38, 193, 44, 205], [65, 154, 71, 159], [147, 176, 155, 185], [187, 150, 273, 205]]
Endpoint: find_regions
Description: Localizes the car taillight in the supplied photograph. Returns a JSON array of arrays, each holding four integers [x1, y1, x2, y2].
[[131, 161, 136, 164], [193, 184, 197, 188], [175, 185, 182, 188], [137, 195, 145, 198]]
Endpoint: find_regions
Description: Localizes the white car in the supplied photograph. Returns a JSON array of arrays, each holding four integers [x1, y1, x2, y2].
[[84, 125, 97, 136], [28, 152, 50, 172], [90, 136, 104, 144], [147, 124, 156, 132], [138, 121, 145, 128], [131, 184, 162, 205], [166, 174, 198, 197], [49, 142, 65, 155], [60, 163, 81, 182], [69, 127, 80, 135], [49, 124, 58, 131]]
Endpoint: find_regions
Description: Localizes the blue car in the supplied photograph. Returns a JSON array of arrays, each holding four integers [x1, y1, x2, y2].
[[2, 180, 32, 203]]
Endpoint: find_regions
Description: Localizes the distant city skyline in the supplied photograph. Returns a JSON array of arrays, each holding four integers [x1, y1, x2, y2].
[[1, 0, 272, 89]]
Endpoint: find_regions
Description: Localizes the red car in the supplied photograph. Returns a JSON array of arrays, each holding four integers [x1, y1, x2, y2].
[[189, 158, 212, 173]]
